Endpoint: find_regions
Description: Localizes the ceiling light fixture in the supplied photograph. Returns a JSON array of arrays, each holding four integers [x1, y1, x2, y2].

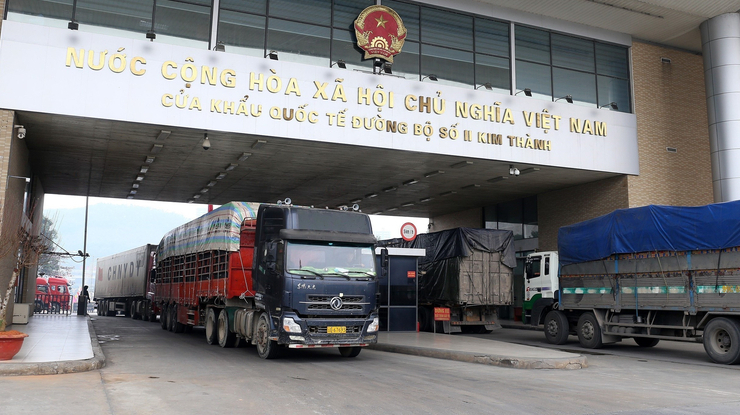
[[350, 198, 362, 204], [202, 133, 211, 150], [136, 175, 145, 181], [519, 167, 541, 175], [403, 179, 419, 186], [238, 152, 252, 161], [215, 172, 227, 180], [365, 192, 378, 198], [140, 166, 149, 174], [156, 130, 171, 140], [461, 184, 480, 190], [386, 207, 398, 212], [515, 88, 532, 97], [419, 197, 433, 203], [145, 156, 155, 164], [451, 161, 473, 168], [132, 183, 140, 189], [252, 139, 267, 149], [207, 181, 217, 187], [383, 186, 398, 192], [200, 188, 209, 193], [555, 95, 573, 104], [193, 194, 201, 199], [266, 50, 278, 60], [476, 82, 493, 90], [225, 163, 238, 171], [439, 191, 457, 196], [332, 60, 347, 69], [487, 176, 509, 183], [401, 202, 415, 207], [151, 144, 163, 154], [422, 74, 438, 82], [424, 170, 444, 178]]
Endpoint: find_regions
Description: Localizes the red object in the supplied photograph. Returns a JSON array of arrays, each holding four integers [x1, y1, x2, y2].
[[354, 5, 407, 62], [400, 222, 417, 241], [0, 332, 28, 360], [153, 219, 256, 325], [208, 204, 214, 212], [434, 307, 451, 321], [407, 271, 416, 278], [35, 276, 71, 312]]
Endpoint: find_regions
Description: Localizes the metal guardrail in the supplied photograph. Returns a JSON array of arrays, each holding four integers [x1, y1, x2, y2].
[[33, 294, 73, 315]]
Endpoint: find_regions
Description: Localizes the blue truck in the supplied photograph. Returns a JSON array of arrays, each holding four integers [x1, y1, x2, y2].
[[525, 201, 740, 364]]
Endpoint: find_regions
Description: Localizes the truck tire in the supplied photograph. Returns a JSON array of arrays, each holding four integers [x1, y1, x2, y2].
[[51, 302, 61, 314], [544, 310, 570, 345], [339, 347, 362, 358], [634, 337, 660, 348], [703, 317, 740, 365], [577, 312, 603, 349], [205, 308, 219, 345], [217, 309, 236, 348], [255, 313, 280, 359]]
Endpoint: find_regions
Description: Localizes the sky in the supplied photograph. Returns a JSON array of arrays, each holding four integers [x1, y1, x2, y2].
[[42, 194, 428, 292]]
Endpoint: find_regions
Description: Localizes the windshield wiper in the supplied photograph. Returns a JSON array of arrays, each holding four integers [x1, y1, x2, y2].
[[287, 268, 324, 279], [346, 270, 376, 278], [323, 272, 352, 281]]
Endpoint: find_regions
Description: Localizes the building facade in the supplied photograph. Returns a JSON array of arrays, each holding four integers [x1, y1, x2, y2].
[[0, 0, 734, 317]]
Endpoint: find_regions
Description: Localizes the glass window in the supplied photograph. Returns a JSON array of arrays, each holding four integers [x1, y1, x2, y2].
[[383, 0, 419, 42], [475, 18, 509, 57], [516, 60, 551, 100], [74, 0, 153, 34], [596, 43, 629, 79], [598, 75, 631, 112], [267, 18, 331, 65], [552, 34, 594, 72], [218, 10, 266, 57], [156, 0, 211, 43], [220, 0, 266, 14], [285, 242, 376, 277], [7, 0, 74, 27], [553, 67, 596, 107], [421, 44, 474, 87], [515, 25, 549, 64], [475, 53, 510, 94], [334, 0, 374, 30], [331, 29, 373, 71], [421, 7, 473, 50], [269, 0, 331, 26], [391, 40, 419, 79]]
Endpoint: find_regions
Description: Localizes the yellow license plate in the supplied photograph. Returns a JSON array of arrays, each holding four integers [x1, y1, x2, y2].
[[327, 326, 346, 334]]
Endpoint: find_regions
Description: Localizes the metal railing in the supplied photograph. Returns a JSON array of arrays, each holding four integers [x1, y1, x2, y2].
[[33, 294, 73, 315]]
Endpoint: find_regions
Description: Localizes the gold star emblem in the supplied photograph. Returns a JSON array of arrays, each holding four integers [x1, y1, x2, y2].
[[375, 15, 388, 28]]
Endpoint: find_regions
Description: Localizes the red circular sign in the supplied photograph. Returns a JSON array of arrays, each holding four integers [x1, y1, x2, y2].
[[401, 222, 417, 241]]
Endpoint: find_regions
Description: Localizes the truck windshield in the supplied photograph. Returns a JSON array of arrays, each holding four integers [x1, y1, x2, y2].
[[286, 242, 376, 277]]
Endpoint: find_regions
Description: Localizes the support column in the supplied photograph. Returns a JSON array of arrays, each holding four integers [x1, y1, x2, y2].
[[701, 13, 740, 202]]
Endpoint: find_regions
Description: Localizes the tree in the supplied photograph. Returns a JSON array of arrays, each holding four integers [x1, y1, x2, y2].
[[37, 216, 62, 276], [0, 204, 50, 331]]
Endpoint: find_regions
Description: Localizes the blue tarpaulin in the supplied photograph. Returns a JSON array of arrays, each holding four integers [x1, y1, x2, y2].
[[558, 200, 740, 266]]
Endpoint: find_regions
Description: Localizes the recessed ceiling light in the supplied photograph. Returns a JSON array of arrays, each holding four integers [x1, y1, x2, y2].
[[207, 181, 217, 187], [225, 163, 238, 171], [350, 198, 362, 204], [365, 193, 378, 198], [193, 194, 201, 199], [401, 201, 415, 207], [461, 184, 480, 189], [156, 130, 171, 140], [145, 156, 155, 164], [215, 172, 227, 180], [403, 179, 419, 186], [424, 170, 444, 178], [419, 197, 433, 203], [136, 175, 145, 181], [200, 188, 209, 193], [252, 139, 267, 149], [439, 191, 457, 196], [383, 186, 397, 192], [140, 166, 149, 173], [238, 152, 252, 161], [451, 161, 473, 168], [387, 207, 398, 212], [132, 183, 140, 189], [151, 144, 163, 154]]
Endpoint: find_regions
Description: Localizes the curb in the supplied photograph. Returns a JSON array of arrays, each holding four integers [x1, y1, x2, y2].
[[500, 323, 543, 332], [368, 343, 587, 370], [0, 316, 106, 376]]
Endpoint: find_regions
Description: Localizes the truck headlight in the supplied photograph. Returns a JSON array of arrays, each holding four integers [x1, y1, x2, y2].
[[367, 317, 379, 333], [282, 317, 302, 333]]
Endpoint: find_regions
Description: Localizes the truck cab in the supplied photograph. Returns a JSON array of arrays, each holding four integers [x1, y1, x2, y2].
[[250, 204, 380, 357], [524, 251, 559, 324]]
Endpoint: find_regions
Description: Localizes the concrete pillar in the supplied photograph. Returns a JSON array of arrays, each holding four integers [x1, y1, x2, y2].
[[701, 13, 740, 202]]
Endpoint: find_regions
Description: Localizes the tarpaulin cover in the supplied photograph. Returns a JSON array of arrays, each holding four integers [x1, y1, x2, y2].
[[379, 228, 515, 303], [157, 202, 260, 261], [558, 200, 740, 266]]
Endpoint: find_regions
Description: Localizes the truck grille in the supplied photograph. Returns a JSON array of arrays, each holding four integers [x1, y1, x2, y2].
[[303, 295, 367, 311]]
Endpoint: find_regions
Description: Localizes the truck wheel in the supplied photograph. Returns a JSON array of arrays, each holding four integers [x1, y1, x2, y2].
[[339, 347, 362, 358], [148, 308, 157, 323], [418, 307, 433, 332], [634, 337, 660, 347], [34, 300, 44, 313], [703, 317, 740, 364], [217, 309, 236, 348], [255, 313, 280, 359], [51, 302, 61, 314], [577, 312, 603, 349], [205, 308, 219, 345], [544, 310, 570, 345]]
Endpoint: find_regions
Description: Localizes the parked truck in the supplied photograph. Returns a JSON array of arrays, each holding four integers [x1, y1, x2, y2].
[[526, 201, 740, 364], [153, 201, 380, 359], [95, 244, 159, 320], [34, 276, 72, 313], [381, 228, 515, 334]]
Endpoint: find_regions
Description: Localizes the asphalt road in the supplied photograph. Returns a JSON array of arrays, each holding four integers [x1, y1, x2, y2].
[[2, 317, 740, 415]]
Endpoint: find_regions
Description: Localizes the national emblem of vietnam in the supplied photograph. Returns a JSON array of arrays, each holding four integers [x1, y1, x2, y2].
[[354, 5, 407, 63]]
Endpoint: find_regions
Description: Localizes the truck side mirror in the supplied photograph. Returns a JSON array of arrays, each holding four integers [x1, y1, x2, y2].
[[265, 241, 278, 272], [524, 261, 533, 279], [380, 248, 389, 278]]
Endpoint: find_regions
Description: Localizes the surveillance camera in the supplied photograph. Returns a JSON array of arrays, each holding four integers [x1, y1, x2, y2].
[[16, 126, 26, 139], [202, 140, 210, 150]]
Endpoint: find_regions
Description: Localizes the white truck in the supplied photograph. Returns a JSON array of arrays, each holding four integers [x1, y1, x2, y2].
[[94, 244, 158, 320], [525, 201, 740, 364]]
